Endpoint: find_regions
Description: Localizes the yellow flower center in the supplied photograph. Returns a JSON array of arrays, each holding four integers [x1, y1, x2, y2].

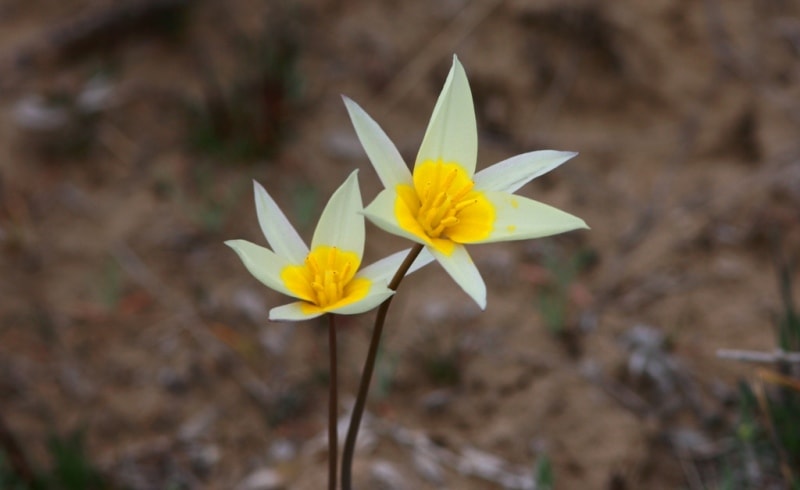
[[395, 160, 495, 255], [280, 246, 370, 312]]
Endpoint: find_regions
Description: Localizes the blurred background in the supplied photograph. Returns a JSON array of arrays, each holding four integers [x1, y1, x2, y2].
[[1, 0, 799, 488]]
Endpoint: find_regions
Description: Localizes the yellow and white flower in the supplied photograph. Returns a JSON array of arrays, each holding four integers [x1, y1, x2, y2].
[[226, 171, 431, 321], [344, 56, 588, 309]]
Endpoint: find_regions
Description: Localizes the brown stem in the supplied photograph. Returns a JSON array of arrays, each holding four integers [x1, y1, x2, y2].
[[341, 243, 424, 490], [328, 314, 339, 490]]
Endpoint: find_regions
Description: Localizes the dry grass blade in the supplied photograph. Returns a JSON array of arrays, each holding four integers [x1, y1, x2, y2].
[[717, 349, 800, 365], [752, 376, 797, 486]]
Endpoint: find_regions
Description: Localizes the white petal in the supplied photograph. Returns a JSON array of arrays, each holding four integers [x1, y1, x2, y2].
[[363, 189, 429, 246], [269, 301, 325, 321], [429, 244, 486, 310], [254, 180, 308, 264], [473, 150, 578, 193], [415, 55, 477, 176], [343, 96, 412, 188], [465, 192, 588, 244], [329, 288, 395, 315], [311, 170, 364, 255], [225, 240, 296, 297], [253, 181, 308, 264], [356, 247, 436, 286]]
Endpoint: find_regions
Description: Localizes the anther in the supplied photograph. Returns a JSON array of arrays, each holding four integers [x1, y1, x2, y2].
[[440, 216, 459, 227], [454, 199, 477, 212]]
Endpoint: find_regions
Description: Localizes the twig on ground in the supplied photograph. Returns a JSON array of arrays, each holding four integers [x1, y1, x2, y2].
[[716, 349, 800, 364]]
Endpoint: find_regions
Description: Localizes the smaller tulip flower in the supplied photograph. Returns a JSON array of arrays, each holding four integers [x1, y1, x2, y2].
[[226, 170, 431, 321], [343, 56, 588, 310]]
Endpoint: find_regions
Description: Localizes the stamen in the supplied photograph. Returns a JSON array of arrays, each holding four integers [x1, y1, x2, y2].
[[442, 168, 457, 190], [432, 191, 448, 210], [432, 162, 443, 190], [413, 161, 481, 240], [341, 261, 351, 282], [454, 199, 477, 212], [297, 247, 359, 308], [323, 270, 337, 305], [440, 216, 459, 227], [307, 255, 320, 275], [451, 182, 474, 202], [327, 247, 338, 269]]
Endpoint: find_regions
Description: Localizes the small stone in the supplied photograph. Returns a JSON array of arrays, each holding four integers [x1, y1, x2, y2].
[[259, 323, 294, 356], [418, 298, 480, 326], [157, 367, 189, 394], [13, 95, 69, 131], [178, 407, 217, 441], [371, 460, 406, 490], [268, 439, 296, 462], [189, 444, 220, 476], [236, 468, 286, 490], [458, 446, 505, 479], [76, 76, 114, 113], [412, 449, 444, 484], [477, 248, 517, 289], [668, 428, 713, 456], [419, 389, 453, 414], [233, 288, 269, 323], [324, 131, 365, 161]]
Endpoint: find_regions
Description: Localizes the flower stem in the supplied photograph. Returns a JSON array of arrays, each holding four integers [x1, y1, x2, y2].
[[341, 243, 424, 490], [328, 314, 339, 490]]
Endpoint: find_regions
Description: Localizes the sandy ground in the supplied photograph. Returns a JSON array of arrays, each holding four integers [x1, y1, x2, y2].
[[1, 0, 799, 488]]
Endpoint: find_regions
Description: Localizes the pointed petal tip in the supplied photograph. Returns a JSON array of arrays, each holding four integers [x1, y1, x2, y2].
[[311, 168, 365, 252], [269, 302, 325, 322], [469, 285, 487, 311], [416, 52, 477, 172], [428, 245, 487, 311], [574, 217, 590, 230]]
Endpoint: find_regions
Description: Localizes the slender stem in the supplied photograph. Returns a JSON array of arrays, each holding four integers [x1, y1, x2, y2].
[[328, 314, 339, 490], [341, 243, 424, 490]]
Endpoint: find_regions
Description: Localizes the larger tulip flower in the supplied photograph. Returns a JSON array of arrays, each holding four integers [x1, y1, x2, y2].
[[344, 56, 588, 309]]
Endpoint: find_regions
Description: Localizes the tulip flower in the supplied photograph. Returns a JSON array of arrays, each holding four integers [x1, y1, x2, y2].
[[344, 55, 588, 309], [226, 170, 430, 321]]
